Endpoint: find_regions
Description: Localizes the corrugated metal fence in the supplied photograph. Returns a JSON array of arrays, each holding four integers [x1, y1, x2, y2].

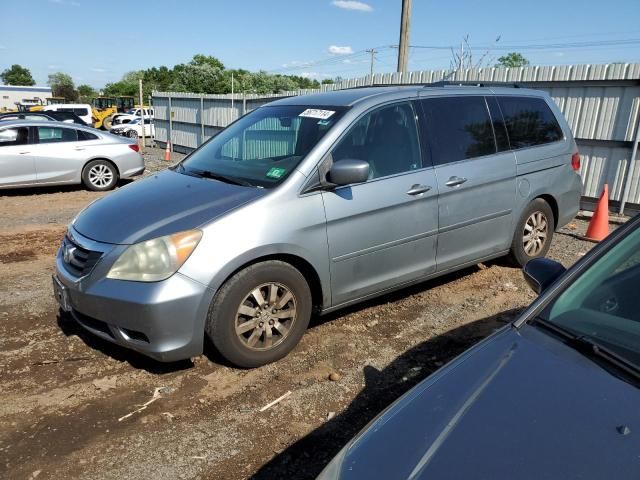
[[152, 63, 640, 213]]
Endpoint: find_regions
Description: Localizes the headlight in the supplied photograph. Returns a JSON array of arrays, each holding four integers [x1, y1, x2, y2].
[[107, 230, 202, 282]]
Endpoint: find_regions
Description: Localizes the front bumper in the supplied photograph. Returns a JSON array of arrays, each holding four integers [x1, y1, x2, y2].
[[54, 231, 213, 362]]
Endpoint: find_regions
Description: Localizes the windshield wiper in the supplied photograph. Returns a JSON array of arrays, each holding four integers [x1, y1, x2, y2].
[[532, 317, 640, 383], [190, 169, 253, 187]]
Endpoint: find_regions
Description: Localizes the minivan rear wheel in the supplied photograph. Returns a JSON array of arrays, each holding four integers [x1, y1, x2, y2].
[[82, 159, 118, 191], [508, 199, 555, 267], [206, 261, 312, 368]]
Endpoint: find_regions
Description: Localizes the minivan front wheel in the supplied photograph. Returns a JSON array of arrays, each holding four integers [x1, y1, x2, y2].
[[508, 199, 555, 266], [206, 261, 312, 368]]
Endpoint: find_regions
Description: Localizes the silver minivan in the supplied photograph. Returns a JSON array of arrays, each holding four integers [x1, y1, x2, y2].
[[54, 85, 582, 367]]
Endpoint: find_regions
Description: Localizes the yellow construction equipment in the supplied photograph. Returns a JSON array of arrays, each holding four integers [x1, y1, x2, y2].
[[92, 96, 135, 129]]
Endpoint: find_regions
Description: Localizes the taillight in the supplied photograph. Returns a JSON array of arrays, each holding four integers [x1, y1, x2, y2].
[[129, 144, 139, 152], [571, 152, 580, 171]]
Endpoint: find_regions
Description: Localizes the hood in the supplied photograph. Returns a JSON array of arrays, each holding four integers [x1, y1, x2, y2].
[[73, 169, 265, 244], [337, 326, 640, 480]]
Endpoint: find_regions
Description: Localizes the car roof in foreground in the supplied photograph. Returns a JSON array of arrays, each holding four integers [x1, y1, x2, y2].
[[0, 119, 100, 132], [268, 85, 548, 108]]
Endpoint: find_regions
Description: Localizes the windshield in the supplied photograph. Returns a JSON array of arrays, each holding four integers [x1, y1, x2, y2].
[[179, 105, 347, 188], [543, 224, 640, 366]]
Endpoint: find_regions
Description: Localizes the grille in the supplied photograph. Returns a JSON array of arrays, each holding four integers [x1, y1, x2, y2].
[[61, 236, 102, 277]]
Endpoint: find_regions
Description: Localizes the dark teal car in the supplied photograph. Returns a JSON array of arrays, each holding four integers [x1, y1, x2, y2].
[[319, 213, 640, 480]]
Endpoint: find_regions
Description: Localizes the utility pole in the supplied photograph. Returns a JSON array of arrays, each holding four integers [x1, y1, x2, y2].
[[231, 72, 234, 118], [138, 78, 145, 150], [397, 0, 411, 74], [366, 49, 377, 85]]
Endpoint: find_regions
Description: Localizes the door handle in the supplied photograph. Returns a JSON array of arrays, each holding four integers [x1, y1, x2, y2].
[[74, 147, 86, 151], [445, 176, 467, 187], [406, 184, 432, 196], [18, 151, 30, 155]]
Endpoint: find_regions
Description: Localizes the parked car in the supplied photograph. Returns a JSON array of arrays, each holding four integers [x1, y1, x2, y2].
[[111, 108, 154, 127], [0, 110, 89, 126], [110, 117, 154, 139], [53, 85, 581, 367], [318, 213, 640, 480], [43, 104, 93, 126], [0, 120, 144, 191]]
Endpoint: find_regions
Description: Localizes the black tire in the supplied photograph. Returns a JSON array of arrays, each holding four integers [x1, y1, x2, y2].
[[102, 115, 113, 130], [82, 159, 118, 191], [508, 198, 555, 267], [127, 129, 138, 139], [206, 261, 312, 368]]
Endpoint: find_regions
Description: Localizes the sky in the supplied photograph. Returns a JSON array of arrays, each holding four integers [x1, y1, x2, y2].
[[2, 0, 640, 88]]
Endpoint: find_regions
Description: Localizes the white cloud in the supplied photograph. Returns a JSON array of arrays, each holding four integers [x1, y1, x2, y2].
[[553, 51, 565, 57], [281, 60, 311, 68], [300, 72, 332, 80], [90, 67, 106, 73], [47, 65, 59, 69], [328, 45, 354, 55], [331, 1, 372, 12]]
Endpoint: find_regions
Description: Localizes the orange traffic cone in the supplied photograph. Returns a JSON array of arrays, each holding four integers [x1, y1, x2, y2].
[[584, 184, 610, 242], [164, 141, 171, 162]]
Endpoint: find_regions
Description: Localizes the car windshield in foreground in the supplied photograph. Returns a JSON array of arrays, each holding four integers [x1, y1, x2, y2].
[[539, 223, 640, 372], [178, 105, 348, 188]]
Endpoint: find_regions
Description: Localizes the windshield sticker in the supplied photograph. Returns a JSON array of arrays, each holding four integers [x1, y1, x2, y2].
[[317, 119, 331, 126], [266, 167, 287, 179], [299, 109, 335, 120]]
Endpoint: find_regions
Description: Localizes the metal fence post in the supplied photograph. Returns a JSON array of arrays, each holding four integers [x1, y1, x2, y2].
[[168, 95, 173, 152], [619, 109, 640, 215], [200, 95, 205, 147]]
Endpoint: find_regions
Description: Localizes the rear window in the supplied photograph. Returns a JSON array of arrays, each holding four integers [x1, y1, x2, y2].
[[497, 96, 563, 149], [420, 96, 496, 165], [59, 107, 89, 116], [37, 126, 77, 143], [0, 127, 28, 146]]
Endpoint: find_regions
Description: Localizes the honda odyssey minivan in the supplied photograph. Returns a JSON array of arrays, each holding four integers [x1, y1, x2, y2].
[[53, 85, 582, 367]]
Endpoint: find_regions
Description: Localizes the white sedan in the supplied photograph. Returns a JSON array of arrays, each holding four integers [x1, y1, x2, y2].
[[0, 120, 144, 191], [110, 117, 154, 140]]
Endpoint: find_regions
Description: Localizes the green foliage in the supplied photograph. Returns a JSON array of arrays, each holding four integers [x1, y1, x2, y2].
[[47, 72, 78, 101], [496, 52, 530, 68], [1, 64, 36, 86], [77, 84, 96, 102]]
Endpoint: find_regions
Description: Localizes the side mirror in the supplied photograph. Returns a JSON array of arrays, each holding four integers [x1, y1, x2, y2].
[[523, 258, 566, 295], [327, 159, 370, 186]]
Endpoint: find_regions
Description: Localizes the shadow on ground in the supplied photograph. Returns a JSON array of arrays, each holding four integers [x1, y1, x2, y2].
[[251, 308, 523, 480]]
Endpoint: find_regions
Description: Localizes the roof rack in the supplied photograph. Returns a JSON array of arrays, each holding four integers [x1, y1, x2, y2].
[[341, 81, 521, 90], [426, 81, 520, 88]]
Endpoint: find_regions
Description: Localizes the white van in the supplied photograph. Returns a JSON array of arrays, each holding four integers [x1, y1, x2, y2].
[[44, 104, 93, 127]]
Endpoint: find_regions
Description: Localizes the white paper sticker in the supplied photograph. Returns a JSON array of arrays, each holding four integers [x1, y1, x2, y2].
[[299, 109, 335, 120]]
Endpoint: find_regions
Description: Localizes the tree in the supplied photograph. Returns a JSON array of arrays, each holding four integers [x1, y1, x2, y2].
[[48, 72, 78, 101], [77, 84, 96, 102], [1, 64, 35, 86], [496, 52, 530, 68]]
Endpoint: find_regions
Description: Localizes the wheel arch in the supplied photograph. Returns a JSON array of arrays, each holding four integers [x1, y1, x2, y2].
[[82, 157, 121, 177], [533, 193, 559, 230]]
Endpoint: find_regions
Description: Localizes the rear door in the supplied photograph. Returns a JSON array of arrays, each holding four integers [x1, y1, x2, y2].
[[32, 125, 83, 184], [321, 101, 439, 305], [419, 95, 516, 271], [0, 125, 36, 187]]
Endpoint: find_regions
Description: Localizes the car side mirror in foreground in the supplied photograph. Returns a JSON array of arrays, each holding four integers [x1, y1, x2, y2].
[[327, 159, 370, 186], [523, 258, 567, 295]]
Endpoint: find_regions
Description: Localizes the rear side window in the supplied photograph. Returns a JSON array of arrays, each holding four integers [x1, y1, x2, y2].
[[37, 126, 78, 143], [0, 127, 28, 147], [420, 96, 496, 165], [77, 130, 98, 141], [497, 96, 563, 149]]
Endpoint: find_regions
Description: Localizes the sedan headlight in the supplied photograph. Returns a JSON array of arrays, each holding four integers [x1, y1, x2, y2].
[[107, 230, 202, 282]]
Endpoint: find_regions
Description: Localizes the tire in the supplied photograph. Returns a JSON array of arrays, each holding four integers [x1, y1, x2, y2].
[[508, 198, 555, 267], [82, 159, 118, 191], [206, 261, 312, 368], [102, 115, 113, 130], [127, 129, 138, 139]]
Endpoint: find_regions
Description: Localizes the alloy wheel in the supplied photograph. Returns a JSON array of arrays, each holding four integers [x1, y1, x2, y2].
[[523, 211, 548, 256], [88, 164, 114, 188], [235, 282, 297, 351]]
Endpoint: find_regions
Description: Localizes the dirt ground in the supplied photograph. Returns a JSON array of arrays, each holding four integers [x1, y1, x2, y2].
[[0, 149, 602, 480]]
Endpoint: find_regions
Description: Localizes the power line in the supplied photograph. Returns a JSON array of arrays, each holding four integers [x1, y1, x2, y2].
[[408, 38, 640, 52]]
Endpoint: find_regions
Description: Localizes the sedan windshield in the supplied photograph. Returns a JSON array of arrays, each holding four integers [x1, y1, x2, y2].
[[544, 224, 640, 367], [179, 105, 347, 188]]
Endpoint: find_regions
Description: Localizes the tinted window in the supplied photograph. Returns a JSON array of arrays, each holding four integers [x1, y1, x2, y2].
[[497, 96, 563, 149], [332, 102, 421, 179], [486, 97, 510, 152], [421, 96, 496, 166], [77, 130, 98, 141], [0, 127, 28, 147], [37, 126, 77, 143]]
